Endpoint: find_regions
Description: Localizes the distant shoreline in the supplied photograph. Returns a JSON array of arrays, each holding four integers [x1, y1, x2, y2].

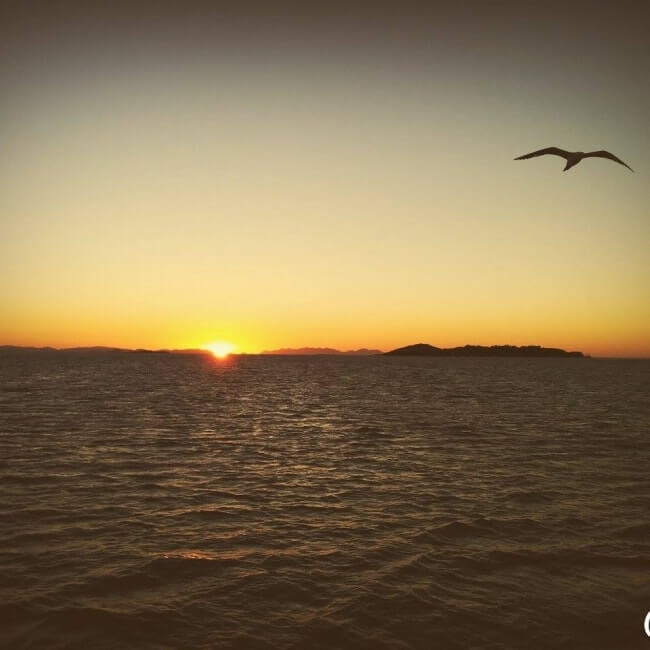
[[2, 345, 649, 358], [1, 343, 589, 358]]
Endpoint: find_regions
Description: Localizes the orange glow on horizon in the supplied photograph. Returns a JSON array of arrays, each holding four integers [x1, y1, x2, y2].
[[202, 341, 236, 359]]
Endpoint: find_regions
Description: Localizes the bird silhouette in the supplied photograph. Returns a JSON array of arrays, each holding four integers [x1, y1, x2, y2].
[[515, 147, 633, 172]]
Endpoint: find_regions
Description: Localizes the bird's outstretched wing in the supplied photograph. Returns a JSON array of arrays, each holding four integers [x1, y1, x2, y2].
[[583, 150, 634, 172], [514, 147, 571, 160]]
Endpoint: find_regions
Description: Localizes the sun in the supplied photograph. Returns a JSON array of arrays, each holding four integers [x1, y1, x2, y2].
[[202, 341, 236, 359]]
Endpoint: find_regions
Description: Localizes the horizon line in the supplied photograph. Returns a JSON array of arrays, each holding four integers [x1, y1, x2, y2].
[[2, 343, 649, 360]]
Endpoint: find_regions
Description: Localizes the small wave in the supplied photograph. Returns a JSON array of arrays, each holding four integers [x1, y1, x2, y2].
[[143, 549, 258, 581], [482, 548, 650, 570], [616, 522, 650, 539], [1, 384, 35, 393]]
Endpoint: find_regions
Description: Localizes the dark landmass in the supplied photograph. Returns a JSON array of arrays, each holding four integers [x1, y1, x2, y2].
[[131, 348, 171, 354], [0, 346, 58, 353], [385, 343, 585, 358], [261, 347, 382, 355], [0, 344, 587, 357], [0, 345, 209, 356], [65, 346, 127, 353]]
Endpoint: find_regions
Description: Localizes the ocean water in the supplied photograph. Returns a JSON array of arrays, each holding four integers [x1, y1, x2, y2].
[[1, 352, 649, 650]]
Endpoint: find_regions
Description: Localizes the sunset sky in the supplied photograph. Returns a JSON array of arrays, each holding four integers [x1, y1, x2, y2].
[[2, 1, 649, 357]]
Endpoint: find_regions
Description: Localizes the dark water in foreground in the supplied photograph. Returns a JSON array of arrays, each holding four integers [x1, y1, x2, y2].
[[1, 352, 649, 649]]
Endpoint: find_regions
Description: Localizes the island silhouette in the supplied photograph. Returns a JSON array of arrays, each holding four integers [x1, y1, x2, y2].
[[385, 343, 585, 357]]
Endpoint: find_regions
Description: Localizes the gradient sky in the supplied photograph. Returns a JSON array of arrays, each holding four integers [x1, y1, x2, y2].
[[2, 1, 649, 356]]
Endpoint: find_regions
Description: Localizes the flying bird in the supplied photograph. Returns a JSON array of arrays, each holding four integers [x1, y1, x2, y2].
[[514, 147, 634, 172]]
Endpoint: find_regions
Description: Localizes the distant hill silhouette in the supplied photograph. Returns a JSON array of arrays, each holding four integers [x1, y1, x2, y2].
[[0, 345, 58, 353], [0, 344, 586, 358], [385, 343, 585, 357], [0, 345, 127, 354], [0, 345, 204, 355], [261, 347, 381, 356]]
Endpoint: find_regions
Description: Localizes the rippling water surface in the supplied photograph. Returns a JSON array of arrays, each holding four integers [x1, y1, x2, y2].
[[1, 352, 649, 649]]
